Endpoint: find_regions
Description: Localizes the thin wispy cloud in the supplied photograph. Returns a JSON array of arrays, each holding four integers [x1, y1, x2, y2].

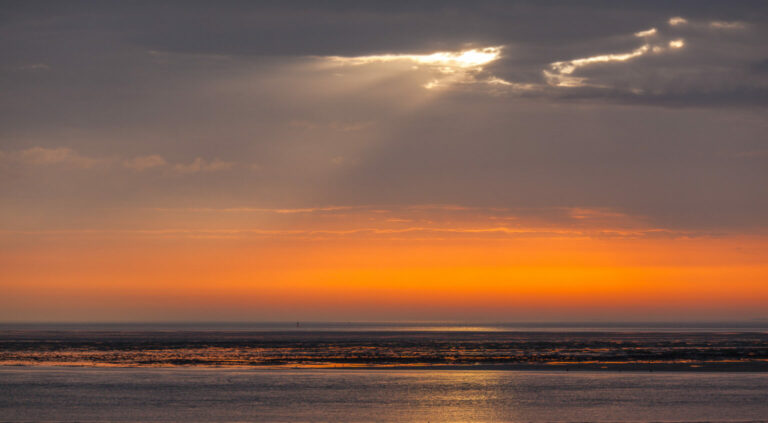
[[1, 147, 234, 175], [1, 147, 110, 169], [172, 157, 235, 174], [123, 155, 167, 171]]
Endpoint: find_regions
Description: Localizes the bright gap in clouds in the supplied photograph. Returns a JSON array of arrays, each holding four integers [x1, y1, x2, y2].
[[326, 46, 502, 68], [544, 22, 688, 88], [324, 46, 504, 90], [322, 22, 693, 94]]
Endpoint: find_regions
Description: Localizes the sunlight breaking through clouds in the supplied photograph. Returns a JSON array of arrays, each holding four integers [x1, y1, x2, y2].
[[709, 21, 747, 30], [324, 46, 508, 90], [634, 28, 658, 38], [543, 23, 687, 88], [322, 18, 699, 94], [305, 14, 756, 101], [668, 16, 747, 31], [326, 46, 502, 69], [318, 22, 702, 94], [669, 17, 688, 26], [668, 39, 685, 49]]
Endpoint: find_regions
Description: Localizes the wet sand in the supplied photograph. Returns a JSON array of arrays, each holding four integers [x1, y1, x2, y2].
[[2, 330, 767, 370]]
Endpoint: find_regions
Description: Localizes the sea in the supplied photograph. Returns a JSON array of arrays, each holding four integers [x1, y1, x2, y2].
[[1, 322, 767, 422]]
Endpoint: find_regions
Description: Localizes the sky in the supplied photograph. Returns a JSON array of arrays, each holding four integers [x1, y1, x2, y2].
[[1, 1, 767, 322]]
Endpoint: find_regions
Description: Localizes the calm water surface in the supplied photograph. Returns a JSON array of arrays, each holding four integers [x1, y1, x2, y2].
[[1, 367, 767, 422]]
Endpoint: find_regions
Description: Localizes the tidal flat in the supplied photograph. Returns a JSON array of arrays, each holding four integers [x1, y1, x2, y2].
[[1, 329, 767, 370]]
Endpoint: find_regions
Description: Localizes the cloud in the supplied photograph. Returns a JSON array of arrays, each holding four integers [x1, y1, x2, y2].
[[326, 47, 502, 68], [1, 147, 238, 175], [504, 16, 765, 107], [544, 43, 657, 88], [322, 46, 512, 90], [6, 204, 688, 241], [668, 16, 749, 31], [172, 157, 235, 174], [154, 205, 356, 214], [289, 120, 374, 132], [306, 12, 766, 107], [709, 21, 748, 30], [123, 154, 235, 174], [540, 26, 687, 89], [123, 155, 167, 171], [14, 63, 50, 71], [634, 28, 658, 38], [668, 17, 688, 26], [0, 2, 766, 236], [3, 147, 110, 169]]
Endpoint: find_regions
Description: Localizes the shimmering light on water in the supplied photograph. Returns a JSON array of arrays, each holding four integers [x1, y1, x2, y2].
[[1, 367, 767, 422]]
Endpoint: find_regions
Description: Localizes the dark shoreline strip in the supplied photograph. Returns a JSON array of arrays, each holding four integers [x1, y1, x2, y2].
[[3, 361, 768, 372]]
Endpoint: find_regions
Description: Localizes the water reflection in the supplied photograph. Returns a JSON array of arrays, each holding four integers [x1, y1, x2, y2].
[[2, 368, 767, 422]]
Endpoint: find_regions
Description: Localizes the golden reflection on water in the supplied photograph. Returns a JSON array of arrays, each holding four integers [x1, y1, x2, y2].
[[397, 370, 517, 423]]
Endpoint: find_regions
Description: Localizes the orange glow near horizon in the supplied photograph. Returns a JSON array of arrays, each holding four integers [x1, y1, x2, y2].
[[1, 205, 767, 322]]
